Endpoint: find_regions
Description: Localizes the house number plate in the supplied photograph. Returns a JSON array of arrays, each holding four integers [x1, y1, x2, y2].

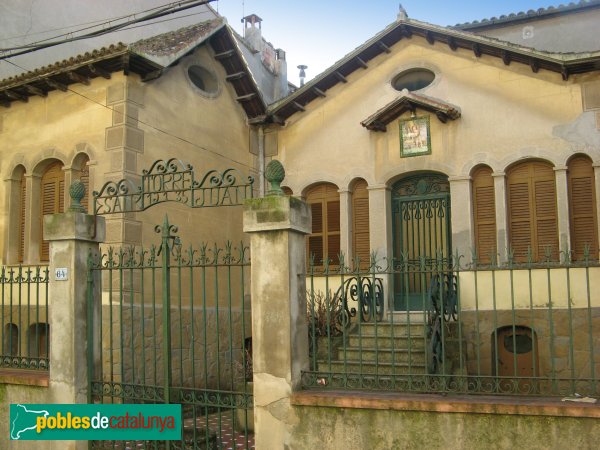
[[55, 268, 68, 281]]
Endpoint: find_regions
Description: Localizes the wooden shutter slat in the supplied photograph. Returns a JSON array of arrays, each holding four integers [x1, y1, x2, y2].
[[40, 162, 65, 262], [568, 155, 598, 260], [508, 161, 558, 262], [472, 167, 496, 263], [18, 175, 26, 263], [306, 183, 340, 268]]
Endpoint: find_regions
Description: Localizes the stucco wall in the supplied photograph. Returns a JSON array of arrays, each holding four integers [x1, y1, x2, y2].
[[289, 404, 600, 450]]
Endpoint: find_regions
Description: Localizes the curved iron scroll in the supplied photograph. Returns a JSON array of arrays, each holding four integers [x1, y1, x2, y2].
[[93, 158, 255, 215], [426, 272, 458, 374], [335, 276, 385, 330]]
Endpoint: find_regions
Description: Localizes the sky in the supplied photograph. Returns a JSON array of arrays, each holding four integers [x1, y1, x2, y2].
[[0, 0, 563, 84], [212, 0, 560, 85]]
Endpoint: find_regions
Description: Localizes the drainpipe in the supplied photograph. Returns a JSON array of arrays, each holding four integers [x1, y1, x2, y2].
[[258, 125, 266, 197]]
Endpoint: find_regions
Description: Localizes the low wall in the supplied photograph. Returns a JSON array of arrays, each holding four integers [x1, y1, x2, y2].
[[289, 392, 600, 450]]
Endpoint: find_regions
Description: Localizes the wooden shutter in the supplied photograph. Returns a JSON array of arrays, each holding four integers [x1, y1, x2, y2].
[[352, 180, 370, 268], [40, 162, 65, 262], [472, 167, 496, 263], [568, 155, 598, 260], [306, 183, 340, 267], [18, 173, 26, 263], [507, 161, 558, 262], [80, 160, 90, 213]]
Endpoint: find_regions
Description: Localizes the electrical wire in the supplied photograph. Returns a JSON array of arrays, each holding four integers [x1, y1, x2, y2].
[[4, 58, 258, 173], [0, 0, 217, 61]]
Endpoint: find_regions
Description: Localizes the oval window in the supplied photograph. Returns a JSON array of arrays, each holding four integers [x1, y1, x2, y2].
[[392, 68, 435, 92], [187, 65, 218, 95]]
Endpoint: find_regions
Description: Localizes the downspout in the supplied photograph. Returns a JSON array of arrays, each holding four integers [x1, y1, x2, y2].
[[258, 125, 265, 197]]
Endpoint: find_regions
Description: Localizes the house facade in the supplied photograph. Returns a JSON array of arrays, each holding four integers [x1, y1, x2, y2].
[[258, 4, 600, 386]]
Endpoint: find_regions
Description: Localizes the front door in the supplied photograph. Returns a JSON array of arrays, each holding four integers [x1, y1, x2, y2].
[[392, 173, 451, 311]]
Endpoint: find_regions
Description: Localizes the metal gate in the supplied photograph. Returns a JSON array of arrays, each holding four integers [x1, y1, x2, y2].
[[87, 159, 255, 449], [392, 173, 451, 311]]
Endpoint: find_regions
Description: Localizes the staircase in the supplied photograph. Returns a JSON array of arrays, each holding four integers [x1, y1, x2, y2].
[[314, 320, 465, 380]]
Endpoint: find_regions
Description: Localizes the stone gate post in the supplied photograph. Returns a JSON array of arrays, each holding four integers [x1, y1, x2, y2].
[[243, 161, 311, 450], [44, 181, 105, 415]]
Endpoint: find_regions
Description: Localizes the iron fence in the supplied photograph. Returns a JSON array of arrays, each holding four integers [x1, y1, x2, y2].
[[0, 265, 50, 371], [88, 219, 253, 449], [304, 251, 600, 397]]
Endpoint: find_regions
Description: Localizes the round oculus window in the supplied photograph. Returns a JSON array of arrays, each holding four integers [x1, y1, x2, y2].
[[392, 68, 435, 92], [187, 65, 218, 95]]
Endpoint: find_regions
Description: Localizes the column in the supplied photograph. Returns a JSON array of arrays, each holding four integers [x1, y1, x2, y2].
[[338, 189, 352, 262], [44, 181, 105, 450], [367, 185, 392, 315], [554, 166, 570, 257], [448, 176, 473, 264], [492, 172, 508, 264], [244, 161, 311, 450]]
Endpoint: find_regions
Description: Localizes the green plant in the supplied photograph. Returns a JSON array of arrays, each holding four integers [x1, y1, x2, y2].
[[307, 290, 343, 337]]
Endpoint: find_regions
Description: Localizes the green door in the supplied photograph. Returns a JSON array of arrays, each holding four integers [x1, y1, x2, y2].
[[392, 174, 451, 311]]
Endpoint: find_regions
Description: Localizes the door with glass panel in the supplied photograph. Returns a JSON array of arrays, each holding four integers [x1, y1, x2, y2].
[[392, 173, 451, 311]]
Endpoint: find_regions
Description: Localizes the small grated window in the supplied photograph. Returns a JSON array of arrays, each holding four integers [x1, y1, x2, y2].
[[392, 68, 435, 92]]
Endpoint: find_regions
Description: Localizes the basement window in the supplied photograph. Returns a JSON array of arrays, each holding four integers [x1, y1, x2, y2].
[[392, 68, 435, 92], [187, 65, 219, 95]]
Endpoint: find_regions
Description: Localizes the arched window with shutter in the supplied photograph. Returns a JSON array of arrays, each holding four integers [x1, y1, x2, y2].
[[40, 162, 65, 262], [507, 160, 558, 262], [306, 183, 340, 267], [567, 155, 598, 260], [79, 155, 90, 213], [352, 179, 370, 268], [18, 171, 27, 263], [472, 166, 496, 264]]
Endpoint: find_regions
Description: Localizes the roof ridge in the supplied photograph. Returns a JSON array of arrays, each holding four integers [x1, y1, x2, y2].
[[452, 0, 600, 29]]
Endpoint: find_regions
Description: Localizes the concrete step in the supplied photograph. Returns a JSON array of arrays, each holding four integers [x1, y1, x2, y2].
[[347, 334, 427, 349], [352, 322, 428, 337], [337, 347, 427, 364], [318, 360, 427, 375]]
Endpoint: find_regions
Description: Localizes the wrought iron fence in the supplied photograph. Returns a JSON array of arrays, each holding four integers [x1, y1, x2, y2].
[[88, 220, 253, 449], [0, 266, 50, 371], [304, 251, 600, 397]]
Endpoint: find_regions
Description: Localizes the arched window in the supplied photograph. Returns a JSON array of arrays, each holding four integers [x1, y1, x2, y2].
[[472, 166, 496, 263], [3, 323, 19, 356], [567, 155, 598, 260], [352, 179, 370, 267], [40, 162, 65, 262], [306, 183, 340, 267], [78, 155, 91, 213], [18, 170, 27, 263], [28, 323, 49, 359], [507, 161, 558, 262]]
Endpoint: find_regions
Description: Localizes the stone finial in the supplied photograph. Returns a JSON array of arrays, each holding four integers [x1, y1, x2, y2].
[[397, 4, 408, 21], [265, 160, 285, 196], [69, 179, 86, 212]]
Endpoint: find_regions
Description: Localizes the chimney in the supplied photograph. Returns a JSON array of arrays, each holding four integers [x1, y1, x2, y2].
[[297, 65, 307, 87], [241, 14, 263, 52]]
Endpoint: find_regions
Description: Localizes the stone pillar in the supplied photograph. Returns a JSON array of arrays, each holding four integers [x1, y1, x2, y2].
[[554, 166, 571, 256], [43, 181, 105, 450], [244, 161, 311, 450], [367, 185, 393, 315], [338, 189, 352, 262], [492, 172, 508, 264], [449, 176, 473, 264]]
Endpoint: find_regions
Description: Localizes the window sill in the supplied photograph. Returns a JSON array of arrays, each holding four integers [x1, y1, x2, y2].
[[0, 369, 49, 387], [291, 390, 600, 418]]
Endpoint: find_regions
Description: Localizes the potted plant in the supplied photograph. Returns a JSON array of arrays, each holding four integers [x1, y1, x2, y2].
[[307, 290, 345, 360]]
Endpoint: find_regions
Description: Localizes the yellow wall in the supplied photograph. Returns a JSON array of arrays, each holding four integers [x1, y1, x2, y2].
[[276, 38, 589, 193]]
